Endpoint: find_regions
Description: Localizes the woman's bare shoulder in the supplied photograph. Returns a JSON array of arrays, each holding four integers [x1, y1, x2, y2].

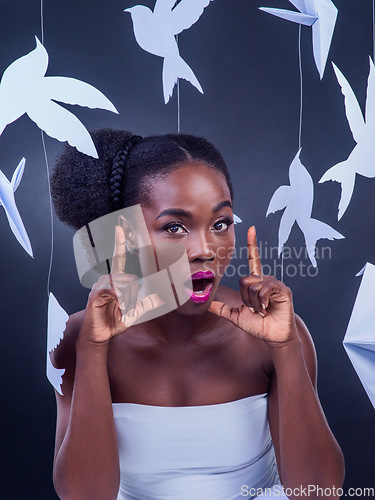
[[50, 309, 85, 370]]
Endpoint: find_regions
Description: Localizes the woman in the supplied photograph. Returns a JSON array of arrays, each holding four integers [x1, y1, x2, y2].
[[50, 129, 344, 500]]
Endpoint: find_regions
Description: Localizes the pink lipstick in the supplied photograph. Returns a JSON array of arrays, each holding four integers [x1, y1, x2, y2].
[[184, 271, 215, 304]]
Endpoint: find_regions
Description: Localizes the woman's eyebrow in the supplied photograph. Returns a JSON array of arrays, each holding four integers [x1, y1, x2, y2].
[[155, 208, 191, 220], [214, 200, 232, 212], [155, 200, 232, 221]]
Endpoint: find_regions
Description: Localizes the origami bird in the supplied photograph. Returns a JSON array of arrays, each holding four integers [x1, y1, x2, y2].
[[0, 157, 33, 257], [356, 263, 367, 277], [233, 213, 242, 224], [0, 37, 118, 158], [343, 263, 375, 409], [319, 58, 375, 220], [259, 0, 338, 79], [125, 0, 213, 103], [266, 149, 344, 267], [46, 292, 69, 395]]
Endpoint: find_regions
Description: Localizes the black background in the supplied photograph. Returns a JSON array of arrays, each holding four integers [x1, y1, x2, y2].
[[0, 0, 374, 498]]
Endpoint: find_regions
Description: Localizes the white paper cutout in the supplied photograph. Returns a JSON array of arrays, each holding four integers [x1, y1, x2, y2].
[[46, 292, 69, 395], [319, 59, 375, 220], [0, 37, 118, 158], [0, 157, 33, 257], [266, 149, 344, 267], [125, 0, 213, 104], [343, 262, 375, 408], [233, 213, 242, 224], [356, 264, 367, 277], [259, 0, 338, 79]]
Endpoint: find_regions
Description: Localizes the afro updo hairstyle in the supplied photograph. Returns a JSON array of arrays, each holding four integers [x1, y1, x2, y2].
[[50, 129, 233, 230]]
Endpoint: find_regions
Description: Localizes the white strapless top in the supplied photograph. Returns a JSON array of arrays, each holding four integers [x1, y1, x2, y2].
[[112, 393, 282, 499]]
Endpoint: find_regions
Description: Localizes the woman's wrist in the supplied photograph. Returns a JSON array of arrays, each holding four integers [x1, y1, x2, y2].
[[76, 332, 111, 357], [266, 332, 304, 367], [74, 335, 111, 389]]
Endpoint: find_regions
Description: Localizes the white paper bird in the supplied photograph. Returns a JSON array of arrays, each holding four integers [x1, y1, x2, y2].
[[356, 263, 369, 277], [343, 262, 375, 409], [319, 59, 375, 220], [259, 0, 338, 79], [46, 292, 69, 395], [233, 213, 242, 224], [0, 157, 33, 257], [125, 0, 213, 103], [0, 37, 118, 158], [266, 149, 344, 267]]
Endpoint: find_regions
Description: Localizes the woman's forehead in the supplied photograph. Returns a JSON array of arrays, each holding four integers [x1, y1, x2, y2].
[[145, 163, 232, 208]]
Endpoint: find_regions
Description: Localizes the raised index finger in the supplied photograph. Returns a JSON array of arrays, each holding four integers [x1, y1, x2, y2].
[[247, 226, 262, 276], [111, 224, 126, 274]]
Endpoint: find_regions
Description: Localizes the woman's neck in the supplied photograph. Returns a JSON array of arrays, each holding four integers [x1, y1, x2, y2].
[[145, 308, 221, 344]]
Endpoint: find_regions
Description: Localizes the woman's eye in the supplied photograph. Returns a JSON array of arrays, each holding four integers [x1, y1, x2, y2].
[[213, 219, 234, 232], [164, 223, 187, 235]]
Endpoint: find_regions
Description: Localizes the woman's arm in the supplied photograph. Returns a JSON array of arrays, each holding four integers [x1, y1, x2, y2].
[[53, 225, 163, 499], [209, 227, 345, 498], [268, 315, 345, 499], [52, 311, 120, 500]]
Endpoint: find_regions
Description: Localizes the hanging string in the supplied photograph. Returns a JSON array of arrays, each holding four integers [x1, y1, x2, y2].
[[41, 132, 54, 297], [281, 24, 303, 284], [40, 0, 44, 45], [177, 78, 180, 133], [298, 24, 303, 150], [40, 0, 54, 297], [176, 34, 181, 133]]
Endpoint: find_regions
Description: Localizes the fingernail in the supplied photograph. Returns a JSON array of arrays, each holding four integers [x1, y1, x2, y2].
[[259, 311, 265, 318], [249, 307, 255, 314], [261, 302, 266, 310]]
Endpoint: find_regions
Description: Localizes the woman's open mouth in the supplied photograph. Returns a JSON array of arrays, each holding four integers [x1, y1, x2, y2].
[[184, 271, 215, 304]]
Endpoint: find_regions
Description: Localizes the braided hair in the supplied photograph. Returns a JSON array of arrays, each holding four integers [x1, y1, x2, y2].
[[109, 135, 143, 211], [51, 129, 233, 230]]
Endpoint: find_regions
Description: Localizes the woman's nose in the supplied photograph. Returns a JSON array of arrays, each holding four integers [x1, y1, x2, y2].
[[187, 232, 215, 262]]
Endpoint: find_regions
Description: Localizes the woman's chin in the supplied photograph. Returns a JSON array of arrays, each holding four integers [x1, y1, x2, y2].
[[174, 284, 217, 316], [174, 300, 212, 316]]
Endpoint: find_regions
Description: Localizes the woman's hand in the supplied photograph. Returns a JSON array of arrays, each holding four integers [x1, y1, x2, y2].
[[209, 226, 298, 345], [80, 224, 164, 345]]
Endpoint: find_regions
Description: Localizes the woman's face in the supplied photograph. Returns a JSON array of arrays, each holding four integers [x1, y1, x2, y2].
[[140, 162, 235, 314]]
